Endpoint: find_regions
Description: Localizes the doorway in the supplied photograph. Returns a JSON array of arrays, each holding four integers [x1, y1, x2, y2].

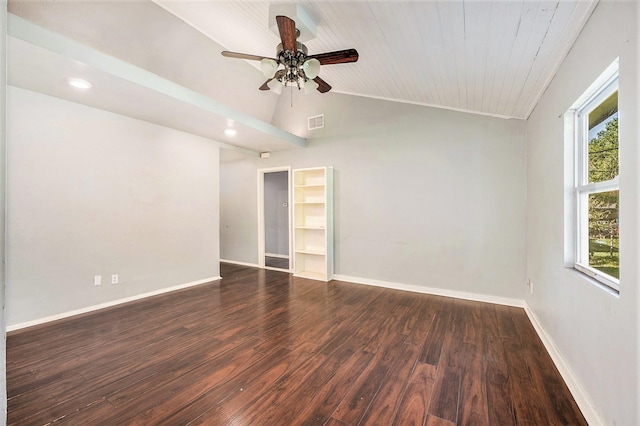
[[258, 167, 291, 271]]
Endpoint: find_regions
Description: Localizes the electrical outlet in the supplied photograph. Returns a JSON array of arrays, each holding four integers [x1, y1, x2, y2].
[[111, 274, 119, 285], [94, 275, 101, 286], [527, 278, 534, 295]]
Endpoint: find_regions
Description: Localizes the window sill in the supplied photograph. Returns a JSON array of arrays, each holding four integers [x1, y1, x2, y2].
[[569, 264, 620, 297]]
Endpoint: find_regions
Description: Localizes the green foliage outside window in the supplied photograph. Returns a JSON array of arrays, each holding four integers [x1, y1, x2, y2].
[[588, 117, 618, 182], [588, 118, 619, 278]]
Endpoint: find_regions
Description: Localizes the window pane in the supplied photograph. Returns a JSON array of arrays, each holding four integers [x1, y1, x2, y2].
[[588, 190, 619, 278], [588, 91, 618, 183]]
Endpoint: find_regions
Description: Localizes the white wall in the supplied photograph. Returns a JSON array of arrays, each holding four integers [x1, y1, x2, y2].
[[221, 92, 526, 300], [1, 0, 7, 421], [6, 87, 221, 327], [220, 155, 259, 263], [637, 1, 640, 416], [525, 1, 638, 424]]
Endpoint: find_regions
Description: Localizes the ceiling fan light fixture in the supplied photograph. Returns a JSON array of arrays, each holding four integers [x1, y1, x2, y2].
[[260, 58, 279, 79], [267, 78, 283, 94], [303, 58, 320, 79]]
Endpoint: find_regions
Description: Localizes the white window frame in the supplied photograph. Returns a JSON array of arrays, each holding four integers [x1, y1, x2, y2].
[[566, 60, 619, 292]]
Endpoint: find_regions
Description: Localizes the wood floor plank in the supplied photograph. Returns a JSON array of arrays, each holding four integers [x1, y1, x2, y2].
[[292, 349, 375, 425], [10, 326, 226, 423], [359, 342, 421, 425], [481, 325, 507, 367], [6, 263, 587, 426], [324, 417, 350, 426], [404, 296, 436, 345], [461, 300, 483, 345], [391, 362, 437, 426], [425, 414, 457, 426], [169, 345, 314, 425], [320, 287, 395, 355], [510, 307, 587, 425], [457, 343, 489, 425], [104, 335, 262, 407], [224, 346, 341, 424], [51, 340, 269, 425], [494, 304, 518, 339], [503, 339, 552, 425], [125, 346, 292, 425], [428, 366, 461, 424], [331, 333, 406, 425], [485, 360, 517, 426], [231, 345, 356, 425], [362, 304, 408, 354], [419, 301, 454, 366]]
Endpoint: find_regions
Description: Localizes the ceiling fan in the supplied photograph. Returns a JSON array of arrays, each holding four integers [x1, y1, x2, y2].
[[221, 15, 359, 94]]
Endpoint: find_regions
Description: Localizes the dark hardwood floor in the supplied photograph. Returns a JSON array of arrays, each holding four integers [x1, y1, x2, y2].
[[7, 263, 586, 425]]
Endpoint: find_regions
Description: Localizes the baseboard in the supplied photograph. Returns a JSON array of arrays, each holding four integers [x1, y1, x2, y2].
[[333, 274, 524, 307], [6, 276, 222, 332], [265, 253, 289, 259], [524, 303, 603, 426], [220, 259, 260, 268]]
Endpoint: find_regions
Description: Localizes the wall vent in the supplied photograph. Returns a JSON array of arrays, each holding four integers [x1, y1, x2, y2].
[[308, 114, 324, 130]]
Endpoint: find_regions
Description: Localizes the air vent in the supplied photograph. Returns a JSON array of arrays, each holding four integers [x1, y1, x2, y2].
[[308, 114, 324, 130]]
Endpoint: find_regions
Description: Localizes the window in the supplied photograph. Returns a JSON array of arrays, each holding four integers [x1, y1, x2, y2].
[[567, 60, 619, 291]]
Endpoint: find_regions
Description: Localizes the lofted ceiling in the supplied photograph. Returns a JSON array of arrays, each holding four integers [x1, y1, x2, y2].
[[157, 0, 598, 119], [8, 0, 599, 154]]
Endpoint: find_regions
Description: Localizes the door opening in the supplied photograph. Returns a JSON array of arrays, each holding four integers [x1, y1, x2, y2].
[[258, 167, 291, 271]]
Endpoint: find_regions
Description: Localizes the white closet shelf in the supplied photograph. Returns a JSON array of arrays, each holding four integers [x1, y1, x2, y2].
[[295, 249, 326, 256]]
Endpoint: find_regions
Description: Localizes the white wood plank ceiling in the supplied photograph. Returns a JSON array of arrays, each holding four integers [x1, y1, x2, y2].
[[158, 0, 598, 119], [7, 0, 599, 154]]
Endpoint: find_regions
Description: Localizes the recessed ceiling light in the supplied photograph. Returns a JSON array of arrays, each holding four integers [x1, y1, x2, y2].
[[67, 77, 92, 90], [224, 128, 237, 137]]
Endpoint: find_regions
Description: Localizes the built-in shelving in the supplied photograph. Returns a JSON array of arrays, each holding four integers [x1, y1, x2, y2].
[[292, 167, 333, 281]]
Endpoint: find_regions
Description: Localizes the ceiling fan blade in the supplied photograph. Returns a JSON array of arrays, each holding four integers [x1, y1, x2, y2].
[[221, 51, 275, 62], [259, 80, 271, 91], [276, 15, 297, 52], [309, 49, 359, 65], [259, 70, 285, 91], [314, 76, 332, 93]]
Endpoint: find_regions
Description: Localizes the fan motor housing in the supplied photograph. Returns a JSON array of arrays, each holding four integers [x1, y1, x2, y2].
[[276, 41, 308, 57]]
